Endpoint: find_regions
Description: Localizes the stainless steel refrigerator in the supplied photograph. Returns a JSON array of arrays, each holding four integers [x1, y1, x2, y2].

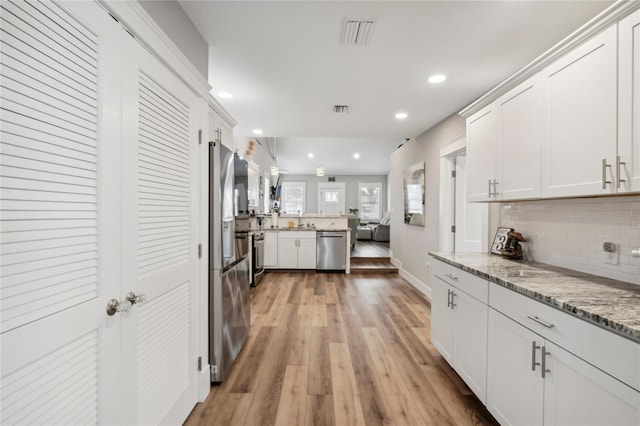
[[209, 142, 250, 383]]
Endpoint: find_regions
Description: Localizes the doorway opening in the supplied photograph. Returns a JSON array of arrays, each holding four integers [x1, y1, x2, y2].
[[439, 138, 486, 253]]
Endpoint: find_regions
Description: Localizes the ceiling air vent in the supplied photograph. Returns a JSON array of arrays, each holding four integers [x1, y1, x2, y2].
[[333, 105, 349, 114], [341, 18, 376, 45]]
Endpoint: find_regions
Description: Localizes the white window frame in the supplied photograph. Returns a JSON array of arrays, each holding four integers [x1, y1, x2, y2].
[[358, 182, 382, 221], [281, 181, 305, 214]]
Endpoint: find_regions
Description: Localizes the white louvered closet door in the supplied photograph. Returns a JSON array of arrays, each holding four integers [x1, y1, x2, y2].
[[119, 34, 201, 425], [0, 1, 122, 425]]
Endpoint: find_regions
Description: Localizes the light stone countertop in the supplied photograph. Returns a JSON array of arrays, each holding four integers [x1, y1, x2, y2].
[[257, 227, 349, 232], [429, 252, 640, 344]]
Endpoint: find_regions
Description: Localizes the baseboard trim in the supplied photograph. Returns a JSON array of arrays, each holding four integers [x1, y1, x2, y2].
[[391, 255, 432, 300]]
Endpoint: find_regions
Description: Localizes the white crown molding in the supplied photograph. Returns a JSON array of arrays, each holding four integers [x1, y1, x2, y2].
[[98, 0, 211, 98], [459, 0, 640, 118], [208, 95, 237, 127]]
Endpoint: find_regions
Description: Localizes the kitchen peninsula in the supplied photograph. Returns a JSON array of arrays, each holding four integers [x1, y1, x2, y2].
[[256, 215, 351, 272]]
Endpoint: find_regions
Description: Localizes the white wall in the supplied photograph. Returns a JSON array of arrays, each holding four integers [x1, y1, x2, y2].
[[389, 113, 465, 297], [500, 196, 640, 285], [280, 174, 388, 216], [138, 0, 208, 78]]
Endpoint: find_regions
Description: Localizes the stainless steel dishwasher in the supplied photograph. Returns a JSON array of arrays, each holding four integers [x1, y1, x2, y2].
[[316, 231, 346, 271]]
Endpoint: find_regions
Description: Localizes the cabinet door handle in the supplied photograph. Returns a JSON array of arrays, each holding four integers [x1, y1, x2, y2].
[[531, 341, 541, 371], [446, 289, 452, 308], [541, 346, 551, 378], [445, 273, 458, 281], [450, 291, 456, 309], [602, 158, 612, 189], [488, 179, 493, 197], [617, 155, 626, 188], [527, 315, 554, 329], [492, 179, 499, 197]]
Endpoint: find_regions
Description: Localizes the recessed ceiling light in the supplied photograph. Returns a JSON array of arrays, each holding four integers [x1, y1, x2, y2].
[[252, 129, 263, 135], [308, 153, 314, 158], [427, 74, 447, 84], [353, 153, 360, 159], [395, 112, 408, 120], [218, 92, 233, 99]]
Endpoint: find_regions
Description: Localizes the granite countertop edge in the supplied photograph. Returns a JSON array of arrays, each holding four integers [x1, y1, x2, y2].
[[429, 252, 640, 344]]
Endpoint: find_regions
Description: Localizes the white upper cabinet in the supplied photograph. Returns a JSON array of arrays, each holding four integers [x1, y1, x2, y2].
[[496, 75, 542, 200], [466, 74, 542, 202], [540, 25, 618, 198], [618, 10, 640, 193], [466, 105, 498, 202]]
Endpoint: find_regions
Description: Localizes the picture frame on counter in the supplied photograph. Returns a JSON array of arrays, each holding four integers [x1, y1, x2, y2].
[[491, 227, 512, 254]]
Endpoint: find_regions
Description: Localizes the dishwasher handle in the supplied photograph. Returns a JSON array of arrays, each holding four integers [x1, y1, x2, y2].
[[318, 232, 345, 238]]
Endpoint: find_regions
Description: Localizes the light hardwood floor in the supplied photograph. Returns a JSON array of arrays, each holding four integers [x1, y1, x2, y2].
[[185, 271, 498, 426]]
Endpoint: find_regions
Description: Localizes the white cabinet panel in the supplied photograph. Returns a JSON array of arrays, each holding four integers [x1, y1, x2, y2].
[[277, 231, 316, 269], [541, 25, 618, 197], [431, 276, 455, 364], [430, 259, 488, 403], [264, 231, 279, 267], [489, 287, 640, 426], [278, 236, 299, 269], [544, 340, 640, 426], [496, 75, 541, 200], [619, 10, 640, 193], [466, 106, 497, 202], [454, 290, 488, 403], [487, 309, 543, 426], [297, 238, 317, 269]]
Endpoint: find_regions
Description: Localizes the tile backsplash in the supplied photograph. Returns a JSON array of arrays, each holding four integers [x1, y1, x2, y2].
[[500, 196, 640, 285]]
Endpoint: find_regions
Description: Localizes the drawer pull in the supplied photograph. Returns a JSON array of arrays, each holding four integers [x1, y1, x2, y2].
[[527, 315, 554, 329], [445, 273, 459, 281], [531, 341, 541, 371]]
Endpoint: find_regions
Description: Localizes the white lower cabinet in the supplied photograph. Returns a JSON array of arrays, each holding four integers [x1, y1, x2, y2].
[[264, 231, 278, 268], [431, 257, 640, 426], [431, 262, 488, 403], [486, 309, 543, 425], [278, 231, 316, 269], [487, 308, 640, 426]]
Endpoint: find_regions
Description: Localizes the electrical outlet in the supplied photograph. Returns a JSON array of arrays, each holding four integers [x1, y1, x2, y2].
[[604, 243, 619, 265]]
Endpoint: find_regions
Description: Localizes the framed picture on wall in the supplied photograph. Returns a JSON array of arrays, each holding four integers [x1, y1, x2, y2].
[[491, 227, 511, 254]]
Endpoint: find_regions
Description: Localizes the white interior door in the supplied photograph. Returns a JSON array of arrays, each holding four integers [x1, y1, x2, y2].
[[120, 34, 200, 425], [318, 182, 345, 216], [454, 155, 482, 252], [0, 1, 122, 424]]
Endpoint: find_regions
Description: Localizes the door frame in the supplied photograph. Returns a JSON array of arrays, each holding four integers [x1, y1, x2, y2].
[[439, 137, 488, 253]]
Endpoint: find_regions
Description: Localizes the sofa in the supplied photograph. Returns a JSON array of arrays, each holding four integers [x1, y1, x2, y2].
[[370, 213, 390, 242]]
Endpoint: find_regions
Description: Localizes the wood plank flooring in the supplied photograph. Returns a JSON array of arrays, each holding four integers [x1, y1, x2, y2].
[[351, 240, 390, 258], [184, 272, 498, 426]]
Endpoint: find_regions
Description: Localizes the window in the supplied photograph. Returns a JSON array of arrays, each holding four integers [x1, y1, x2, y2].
[[358, 182, 382, 220], [281, 181, 305, 213]]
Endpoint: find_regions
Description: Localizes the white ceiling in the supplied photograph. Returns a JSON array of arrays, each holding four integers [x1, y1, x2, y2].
[[180, 0, 613, 175]]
